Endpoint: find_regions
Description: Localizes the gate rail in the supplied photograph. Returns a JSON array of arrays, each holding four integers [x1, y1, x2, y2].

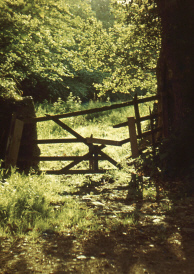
[[5, 94, 162, 174]]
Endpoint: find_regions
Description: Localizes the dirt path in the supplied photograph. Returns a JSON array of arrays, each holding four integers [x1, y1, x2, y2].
[[1, 177, 194, 273]]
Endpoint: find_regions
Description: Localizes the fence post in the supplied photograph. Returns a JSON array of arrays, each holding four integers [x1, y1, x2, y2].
[[89, 145, 99, 171], [128, 117, 139, 158], [89, 145, 94, 170], [149, 108, 156, 157], [93, 145, 99, 171], [133, 93, 142, 138]]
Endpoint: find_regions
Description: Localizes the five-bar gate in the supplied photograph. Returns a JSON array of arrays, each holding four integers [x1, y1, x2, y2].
[[5, 94, 162, 174]]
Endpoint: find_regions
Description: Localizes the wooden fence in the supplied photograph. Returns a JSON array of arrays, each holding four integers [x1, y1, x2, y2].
[[5, 94, 162, 174], [113, 94, 162, 157]]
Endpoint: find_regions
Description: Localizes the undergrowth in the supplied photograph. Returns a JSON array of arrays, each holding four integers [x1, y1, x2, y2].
[[0, 167, 139, 238]]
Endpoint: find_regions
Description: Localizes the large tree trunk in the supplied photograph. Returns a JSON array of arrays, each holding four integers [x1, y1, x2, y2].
[[156, 0, 194, 135], [155, 0, 194, 181]]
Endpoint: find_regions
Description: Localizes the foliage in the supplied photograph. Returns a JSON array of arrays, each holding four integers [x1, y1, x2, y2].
[[0, 0, 161, 102], [53, 93, 82, 113], [0, 0, 100, 101], [91, 0, 114, 29], [94, 0, 161, 97]]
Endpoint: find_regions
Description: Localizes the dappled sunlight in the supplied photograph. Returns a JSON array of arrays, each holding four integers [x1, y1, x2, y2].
[[1, 167, 194, 273], [167, 232, 186, 261], [0, 0, 193, 272]]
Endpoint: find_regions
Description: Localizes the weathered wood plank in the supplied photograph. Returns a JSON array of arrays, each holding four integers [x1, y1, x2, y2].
[[89, 145, 100, 171], [113, 121, 128, 128], [150, 108, 156, 156], [60, 152, 90, 172], [113, 113, 162, 129], [47, 116, 89, 146], [99, 150, 121, 169], [5, 113, 17, 165], [133, 94, 142, 137], [119, 138, 131, 145], [86, 137, 121, 146], [41, 169, 107, 175], [31, 156, 102, 161], [24, 95, 158, 123], [5, 118, 24, 168], [128, 117, 139, 158], [30, 138, 83, 144]]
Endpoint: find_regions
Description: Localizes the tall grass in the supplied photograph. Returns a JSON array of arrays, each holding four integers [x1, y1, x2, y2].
[[0, 167, 101, 237]]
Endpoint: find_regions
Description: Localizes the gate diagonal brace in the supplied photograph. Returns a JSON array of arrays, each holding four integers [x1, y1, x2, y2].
[[88, 145, 121, 170], [42, 115, 121, 173], [60, 152, 91, 173], [99, 150, 121, 169], [46, 115, 89, 146]]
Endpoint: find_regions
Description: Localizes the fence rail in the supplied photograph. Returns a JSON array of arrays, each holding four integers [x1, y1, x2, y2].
[[113, 113, 162, 129], [24, 95, 158, 123], [6, 94, 162, 174]]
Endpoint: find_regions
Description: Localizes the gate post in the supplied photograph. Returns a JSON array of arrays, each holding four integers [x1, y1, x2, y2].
[[133, 93, 142, 137], [93, 145, 99, 171], [149, 108, 156, 157], [128, 117, 139, 158], [89, 145, 99, 171], [89, 145, 94, 170], [5, 113, 24, 168]]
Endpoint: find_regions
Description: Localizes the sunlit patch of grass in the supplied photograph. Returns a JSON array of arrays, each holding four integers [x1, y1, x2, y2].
[[0, 168, 102, 237], [53, 202, 101, 233], [143, 182, 157, 200], [102, 212, 138, 232], [120, 213, 138, 226], [0, 168, 52, 236]]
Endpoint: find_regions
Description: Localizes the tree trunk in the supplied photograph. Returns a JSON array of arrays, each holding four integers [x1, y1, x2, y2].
[[156, 0, 194, 135], [155, 0, 194, 181]]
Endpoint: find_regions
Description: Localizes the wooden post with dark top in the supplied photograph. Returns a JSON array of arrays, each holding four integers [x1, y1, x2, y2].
[[149, 108, 156, 157], [93, 145, 99, 171], [133, 93, 142, 138], [128, 117, 139, 158]]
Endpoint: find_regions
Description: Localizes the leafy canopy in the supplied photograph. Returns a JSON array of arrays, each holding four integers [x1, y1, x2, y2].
[[0, 0, 161, 101], [0, 0, 97, 100], [94, 0, 161, 97]]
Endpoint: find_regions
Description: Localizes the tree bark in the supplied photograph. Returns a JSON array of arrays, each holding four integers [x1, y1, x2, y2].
[[155, 0, 194, 181], [156, 0, 194, 135]]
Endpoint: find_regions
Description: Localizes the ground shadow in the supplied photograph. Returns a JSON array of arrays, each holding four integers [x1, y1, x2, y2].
[[1, 167, 194, 273], [0, 238, 32, 273]]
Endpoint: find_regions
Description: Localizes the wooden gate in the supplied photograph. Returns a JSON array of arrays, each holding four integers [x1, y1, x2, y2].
[[5, 94, 162, 174], [30, 114, 122, 174]]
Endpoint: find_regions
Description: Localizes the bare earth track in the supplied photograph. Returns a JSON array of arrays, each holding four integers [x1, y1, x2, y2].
[[0, 176, 194, 274]]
